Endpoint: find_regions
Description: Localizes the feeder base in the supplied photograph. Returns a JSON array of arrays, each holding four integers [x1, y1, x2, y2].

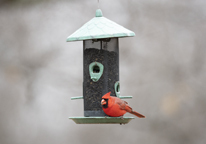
[[69, 117, 134, 124]]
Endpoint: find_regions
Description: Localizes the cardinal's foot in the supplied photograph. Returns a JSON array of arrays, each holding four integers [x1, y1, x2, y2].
[[120, 116, 124, 120]]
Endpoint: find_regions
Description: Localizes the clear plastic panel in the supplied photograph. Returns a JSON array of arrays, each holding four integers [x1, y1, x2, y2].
[[84, 38, 118, 52], [83, 38, 119, 116]]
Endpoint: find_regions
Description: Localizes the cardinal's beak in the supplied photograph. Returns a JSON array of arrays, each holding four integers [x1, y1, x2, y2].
[[101, 99, 106, 105]]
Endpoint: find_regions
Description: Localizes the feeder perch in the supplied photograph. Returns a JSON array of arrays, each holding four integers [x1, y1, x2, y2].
[[67, 9, 135, 124]]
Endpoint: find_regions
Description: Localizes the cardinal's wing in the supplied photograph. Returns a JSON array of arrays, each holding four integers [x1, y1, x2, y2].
[[113, 97, 132, 112]]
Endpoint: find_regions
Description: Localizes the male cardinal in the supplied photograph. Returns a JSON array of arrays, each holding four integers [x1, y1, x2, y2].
[[101, 92, 145, 118]]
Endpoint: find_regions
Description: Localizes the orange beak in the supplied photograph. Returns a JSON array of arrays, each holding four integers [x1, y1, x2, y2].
[[101, 99, 106, 105]]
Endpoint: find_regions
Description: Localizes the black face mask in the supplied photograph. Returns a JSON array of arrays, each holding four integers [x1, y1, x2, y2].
[[102, 99, 109, 108]]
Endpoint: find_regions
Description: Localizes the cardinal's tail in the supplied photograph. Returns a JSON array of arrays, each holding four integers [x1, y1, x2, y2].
[[130, 110, 145, 118]]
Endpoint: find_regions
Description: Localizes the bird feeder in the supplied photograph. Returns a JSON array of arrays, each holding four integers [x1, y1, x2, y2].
[[67, 9, 135, 124]]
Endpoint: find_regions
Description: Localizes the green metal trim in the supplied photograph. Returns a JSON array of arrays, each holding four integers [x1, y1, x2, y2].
[[66, 9, 135, 42], [70, 96, 132, 100], [114, 81, 120, 97], [119, 96, 133, 99], [71, 96, 83, 100], [89, 62, 104, 82], [69, 117, 134, 124]]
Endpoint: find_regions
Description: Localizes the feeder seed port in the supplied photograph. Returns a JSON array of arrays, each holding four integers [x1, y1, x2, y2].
[[114, 81, 120, 97], [89, 62, 104, 82]]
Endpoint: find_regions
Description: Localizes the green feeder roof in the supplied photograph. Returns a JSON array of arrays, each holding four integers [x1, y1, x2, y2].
[[67, 9, 135, 42]]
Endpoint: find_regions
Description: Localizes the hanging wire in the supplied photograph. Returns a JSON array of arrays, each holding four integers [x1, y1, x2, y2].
[[98, 0, 100, 8]]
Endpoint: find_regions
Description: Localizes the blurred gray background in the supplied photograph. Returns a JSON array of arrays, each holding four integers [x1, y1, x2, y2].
[[0, 0, 206, 144]]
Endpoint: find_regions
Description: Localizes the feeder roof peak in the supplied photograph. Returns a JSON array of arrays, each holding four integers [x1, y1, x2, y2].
[[66, 9, 135, 42], [95, 9, 103, 17]]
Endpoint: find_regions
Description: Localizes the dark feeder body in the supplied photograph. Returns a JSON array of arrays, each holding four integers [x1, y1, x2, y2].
[[83, 38, 119, 116], [67, 9, 135, 124]]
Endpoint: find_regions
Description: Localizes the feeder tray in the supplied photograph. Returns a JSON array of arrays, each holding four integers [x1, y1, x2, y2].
[[69, 117, 134, 124]]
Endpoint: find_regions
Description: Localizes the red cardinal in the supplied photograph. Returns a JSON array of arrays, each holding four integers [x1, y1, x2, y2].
[[101, 92, 145, 118]]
